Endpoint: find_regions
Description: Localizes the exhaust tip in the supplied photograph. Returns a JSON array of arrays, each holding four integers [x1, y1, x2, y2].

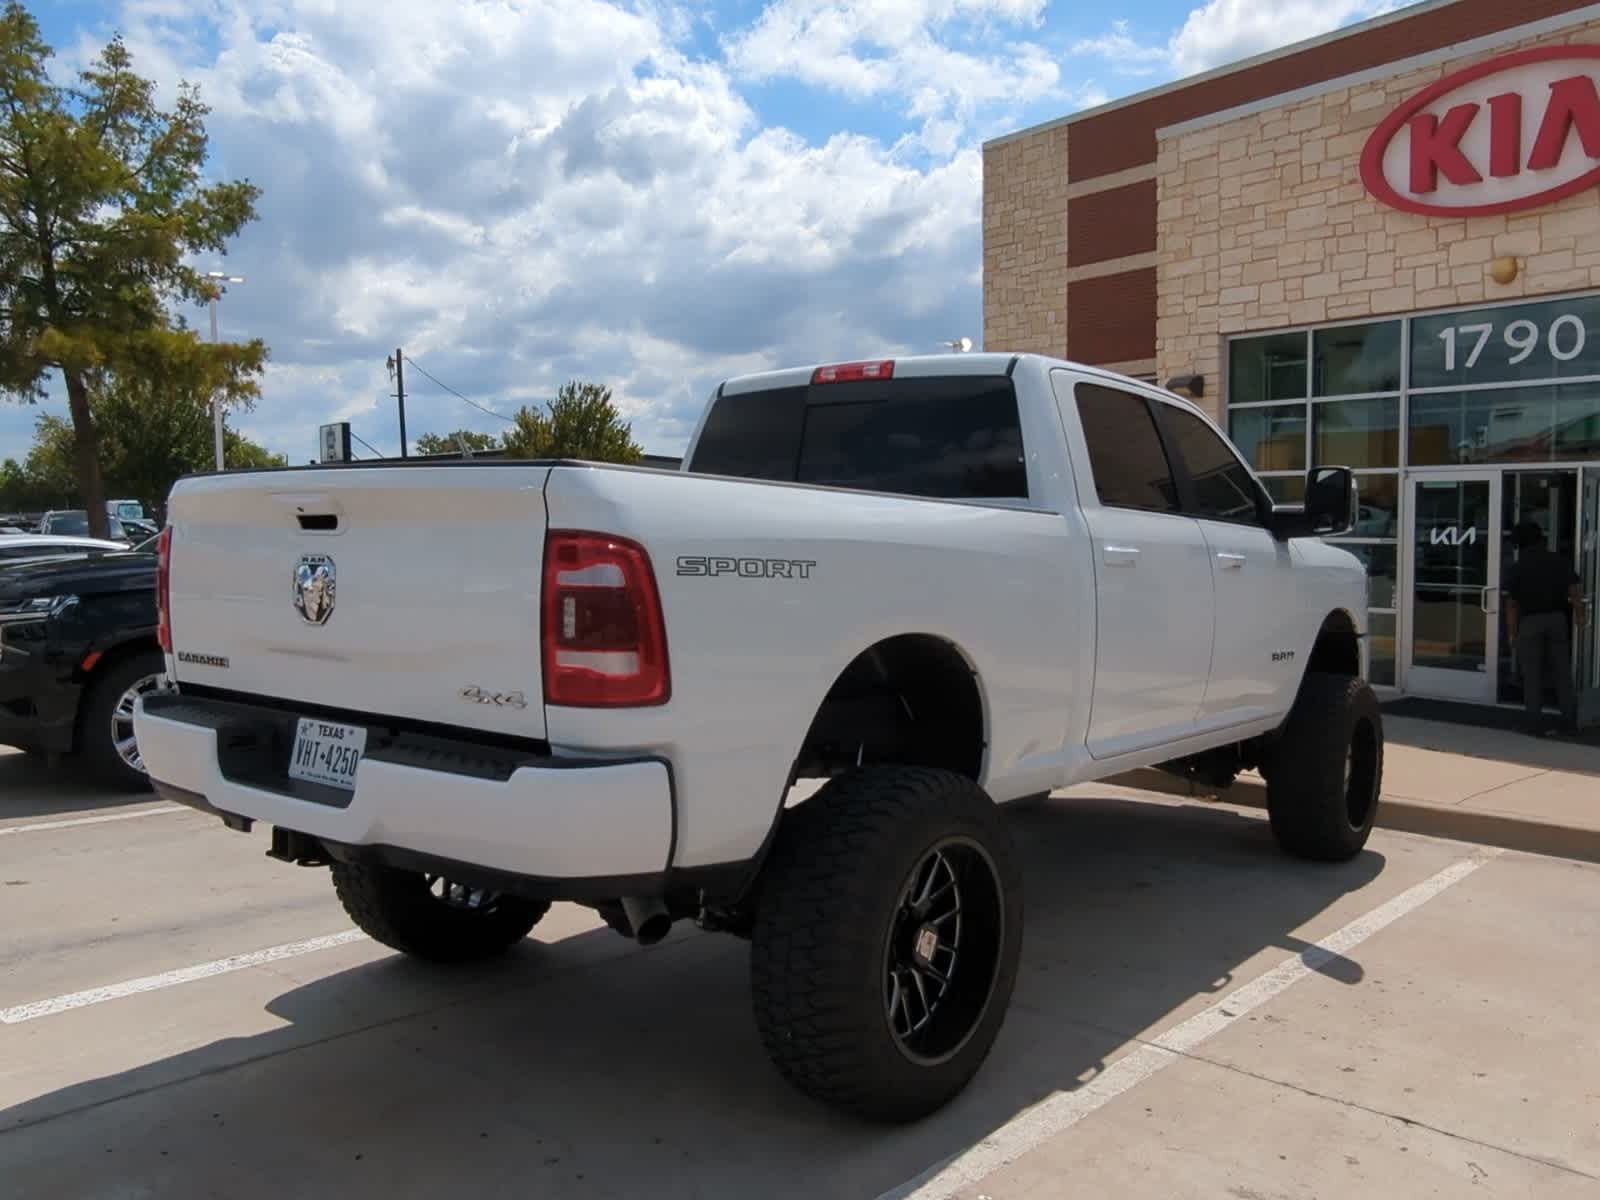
[[634, 913, 672, 946], [620, 895, 673, 946]]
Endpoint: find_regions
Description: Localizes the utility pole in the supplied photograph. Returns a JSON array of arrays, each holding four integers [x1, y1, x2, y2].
[[394, 348, 408, 458], [210, 299, 222, 469], [206, 271, 246, 470]]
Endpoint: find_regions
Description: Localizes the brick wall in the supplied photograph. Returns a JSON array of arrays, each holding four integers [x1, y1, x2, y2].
[[1067, 179, 1157, 265], [1067, 268, 1158, 364], [1155, 18, 1600, 419], [981, 125, 1070, 354], [1070, 0, 1596, 183], [981, 0, 1598, 367]]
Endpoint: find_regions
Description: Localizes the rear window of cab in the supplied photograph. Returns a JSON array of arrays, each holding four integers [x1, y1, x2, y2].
[[687, 376, 1028, 501]]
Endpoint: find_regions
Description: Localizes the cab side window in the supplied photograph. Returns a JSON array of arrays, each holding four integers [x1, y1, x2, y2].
[[1073, 383, 1181, 513], [1159, 405, 1267, 524]]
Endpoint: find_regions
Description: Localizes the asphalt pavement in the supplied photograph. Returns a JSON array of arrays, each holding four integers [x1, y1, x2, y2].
[[2, 746, 1597, 1199]]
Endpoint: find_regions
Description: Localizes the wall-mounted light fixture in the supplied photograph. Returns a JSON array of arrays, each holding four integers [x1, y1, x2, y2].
[[1489, 256, 1519, 286], [1165, 374, 1205, 399]]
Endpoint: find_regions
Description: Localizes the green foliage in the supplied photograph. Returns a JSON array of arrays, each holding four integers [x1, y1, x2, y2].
[[0, 366, 281, 513], [501, 381, 643, 463], [413, 429, 501, 456], [0, 2, 264, 535]]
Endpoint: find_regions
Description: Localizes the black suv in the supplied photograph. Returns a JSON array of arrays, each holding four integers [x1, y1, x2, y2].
[[0, 549, 165, 789]]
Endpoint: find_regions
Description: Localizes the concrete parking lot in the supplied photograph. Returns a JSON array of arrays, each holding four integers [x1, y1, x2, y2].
[[2, 745, 1597, 1199]]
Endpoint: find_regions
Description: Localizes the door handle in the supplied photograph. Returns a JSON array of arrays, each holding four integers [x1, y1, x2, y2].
[[1217, 552, 1247, 569], [1103, 545, 1141, 567], [1480, 586, 1498, 614]]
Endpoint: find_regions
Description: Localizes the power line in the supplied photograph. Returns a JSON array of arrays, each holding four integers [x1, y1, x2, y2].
[[402, 353, 515, 424], [349, 431, 383, 459]]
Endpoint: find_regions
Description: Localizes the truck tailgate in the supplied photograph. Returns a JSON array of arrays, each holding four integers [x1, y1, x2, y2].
[[164, 466, 551, 740]]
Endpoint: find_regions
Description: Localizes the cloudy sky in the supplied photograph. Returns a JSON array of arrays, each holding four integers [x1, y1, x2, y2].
[[10, 0, 1405, 467]]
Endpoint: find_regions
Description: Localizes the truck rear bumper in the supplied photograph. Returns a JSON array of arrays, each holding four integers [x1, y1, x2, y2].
[[132, 692, 674, 886]]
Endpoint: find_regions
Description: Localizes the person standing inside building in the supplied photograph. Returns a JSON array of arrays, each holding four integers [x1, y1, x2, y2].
[[1503, 520, 1584, 737]]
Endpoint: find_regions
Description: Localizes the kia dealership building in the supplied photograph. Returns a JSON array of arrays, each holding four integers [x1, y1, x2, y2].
[[984, 0, 1600, 716]]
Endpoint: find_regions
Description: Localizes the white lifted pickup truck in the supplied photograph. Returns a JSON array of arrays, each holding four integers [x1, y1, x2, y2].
[[135, 352, 1382, 1122]]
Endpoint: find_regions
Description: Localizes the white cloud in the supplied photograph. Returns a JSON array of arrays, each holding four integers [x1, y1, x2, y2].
[[3, 0, 1014, 467], [1072, 0, 1402, 80], [721, 0, 1059, 139], [1169, 0, 1400, 75], [1071, 19, 1167, 76]]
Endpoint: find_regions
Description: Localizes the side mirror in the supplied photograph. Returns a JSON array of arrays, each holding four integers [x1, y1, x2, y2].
[[1267, 466, 1358, 539]]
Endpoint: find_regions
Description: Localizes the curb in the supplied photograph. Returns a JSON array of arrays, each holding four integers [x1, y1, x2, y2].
[[1110, 768, 1600, 867]]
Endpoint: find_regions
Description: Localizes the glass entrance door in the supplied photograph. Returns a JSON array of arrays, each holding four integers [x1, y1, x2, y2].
[[1581, 469, 1600, 726], [1405, 473, 1503, 703], [1497, 470, 1581, 708]]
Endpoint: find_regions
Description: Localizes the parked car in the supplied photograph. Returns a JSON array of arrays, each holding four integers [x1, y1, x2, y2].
[[0, 533, 131, 565], [0, 548, 164, 788], [135, 352, 1375, 1121], [36, 510, 131, 542], [108, 499, 148, 524]]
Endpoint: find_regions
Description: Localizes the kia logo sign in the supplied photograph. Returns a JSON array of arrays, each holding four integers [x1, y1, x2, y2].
[[1360, 46, 1600, 217]]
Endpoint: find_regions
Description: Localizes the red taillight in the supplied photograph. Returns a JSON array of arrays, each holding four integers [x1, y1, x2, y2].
[[155, 526, 173, 653], [811, 359, 894, 384], [542, 531, 670, 707]]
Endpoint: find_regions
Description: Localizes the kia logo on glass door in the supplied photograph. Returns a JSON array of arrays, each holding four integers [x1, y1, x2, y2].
[[1360, 46, 1600, 217], [1430, 525, 1479, 547]]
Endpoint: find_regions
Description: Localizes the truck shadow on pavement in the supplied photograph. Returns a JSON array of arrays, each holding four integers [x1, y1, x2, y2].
[[0, 749, 159, 820], [0, 794, 1385, 1199]]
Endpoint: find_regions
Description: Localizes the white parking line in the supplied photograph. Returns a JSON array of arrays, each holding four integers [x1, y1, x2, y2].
[[882, 849, 1503, 1200], [0, 930, 369, 1024], [0, 805, 185, 836]]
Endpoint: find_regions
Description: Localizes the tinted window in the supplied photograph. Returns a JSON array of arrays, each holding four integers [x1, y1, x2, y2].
[[1313, 321, 1401, 396], [1409, 294, 1600, 389], [1073, 383, 1180, 513], [1229, 332, 1307, 403], [1313, 396, 1400, 468], [1161, 405, 1265, 523], [686, 386, 806, 482], [1408, 384, 1600, 465], [689, 376, 1028, 500], [796, 379, 1026, 500], [1228, 403, 1306, 471]]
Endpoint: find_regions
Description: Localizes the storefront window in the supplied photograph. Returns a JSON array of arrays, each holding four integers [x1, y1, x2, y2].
[[1329, 541, 1397, 609], [1314, 321, 1401, 396], [1226, 294, 1600, 699], [1409, 295, 1600, 389], [1314, 396, 1400, 468], [1408, 384, 1583, 465], [1229, 332, 1307, 404], [1554, 398, 1600, 460], [1259, 474, 1305, 505], [1229, 404, 1306, 471], [1368, 611, 1396, 687], [1351, 473, 1399, 537]]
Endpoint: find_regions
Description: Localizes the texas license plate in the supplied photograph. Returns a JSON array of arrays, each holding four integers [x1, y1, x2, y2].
[[289, 718, 368, 790]]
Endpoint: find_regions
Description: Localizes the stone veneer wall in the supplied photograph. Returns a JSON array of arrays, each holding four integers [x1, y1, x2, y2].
[[982, 125, 1071, 354], [1156, 18, 1600, 421]]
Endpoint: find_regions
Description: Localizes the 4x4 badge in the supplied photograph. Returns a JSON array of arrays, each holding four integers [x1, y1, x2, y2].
[[292, 555, 337, 625]]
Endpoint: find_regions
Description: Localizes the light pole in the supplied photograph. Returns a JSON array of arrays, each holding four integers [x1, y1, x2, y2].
[[206, 270, 246, 470]]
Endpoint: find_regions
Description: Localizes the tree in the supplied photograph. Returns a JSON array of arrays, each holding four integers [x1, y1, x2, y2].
[[501, 381, 643, 463], [224, 432, 287, 471], [0, 454, 55, 510], [0, 3, 263, 537], [18, 357, 279, 514], [77, 344, 268, 506], [414, 429, 501, 456]]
